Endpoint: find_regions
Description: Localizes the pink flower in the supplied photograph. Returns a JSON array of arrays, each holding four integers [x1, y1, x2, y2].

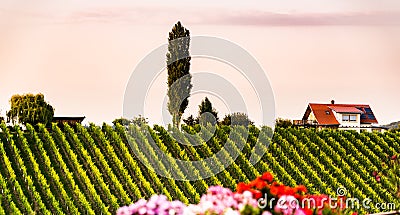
[[242, 191, 253, 199], [116, 206, 132, 215], [294, 209, 307, 215], [138, 207, 147, 215], [185, 204, 200, 214], [224, 208, 241, 215], [182, 186, 259, 214], [274, 195, 299, 215]]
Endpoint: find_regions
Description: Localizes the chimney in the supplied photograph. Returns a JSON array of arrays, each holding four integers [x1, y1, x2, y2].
[[331, 100, 335, 105]]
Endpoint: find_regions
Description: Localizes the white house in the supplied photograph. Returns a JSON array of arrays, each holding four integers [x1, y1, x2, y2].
[[294, 101, 384, 132]]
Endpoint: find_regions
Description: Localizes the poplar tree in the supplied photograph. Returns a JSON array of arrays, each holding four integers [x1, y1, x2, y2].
[[166, 21, 192, 128]]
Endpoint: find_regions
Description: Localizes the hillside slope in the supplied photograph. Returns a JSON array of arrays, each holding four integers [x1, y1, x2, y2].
[[0, 122, 399, 214], [385, 121, 400, 130]]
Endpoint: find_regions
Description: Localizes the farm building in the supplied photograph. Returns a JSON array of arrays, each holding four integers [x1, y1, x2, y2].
[[293, 100, 385, 132]]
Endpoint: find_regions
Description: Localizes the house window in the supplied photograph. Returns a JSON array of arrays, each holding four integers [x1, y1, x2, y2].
[[342, 114, 357, 122]]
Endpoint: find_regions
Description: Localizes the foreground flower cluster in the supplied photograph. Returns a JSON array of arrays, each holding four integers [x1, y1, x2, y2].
[[117, 195, 186, 215], [117, 172, 354, 215]]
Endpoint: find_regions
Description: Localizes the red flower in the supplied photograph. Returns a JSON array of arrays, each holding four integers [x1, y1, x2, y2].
[[295, 185, 307, 193], [261, 172, 274, 183], [391, 155, 398, 160], [270, 185, 279, 196], [236, 182, 250, 193], [306, 194, 329, 208], [301, 208, 314, 215], [337, 196, 347, 209], [253, 177, 267, 190], [352, 212, 358, 215], [372, 171, 377, 176], [248, 177, 259, 188], [280, 186, 295, 196], [250, 189, 263, 199], [293, 193, 302, 200]]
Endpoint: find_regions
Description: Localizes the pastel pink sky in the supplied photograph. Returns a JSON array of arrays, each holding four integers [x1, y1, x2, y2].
[[1, 1, 400, 125]]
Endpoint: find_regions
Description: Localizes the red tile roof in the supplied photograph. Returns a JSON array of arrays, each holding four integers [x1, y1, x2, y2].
[[302, 103, 378, 125], [306, 104, 339, 125]]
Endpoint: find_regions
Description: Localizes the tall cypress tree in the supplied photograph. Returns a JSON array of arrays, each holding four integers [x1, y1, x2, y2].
[[166, 21, 192, 128]]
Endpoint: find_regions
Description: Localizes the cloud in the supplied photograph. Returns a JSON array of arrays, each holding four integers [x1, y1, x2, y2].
[[63, 7, 400, 26], [216, 10, 400, 26], [1, 5, 400, 26]]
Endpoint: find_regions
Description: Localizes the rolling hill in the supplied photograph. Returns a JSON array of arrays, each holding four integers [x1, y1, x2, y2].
[[0, 122, 399, 214]]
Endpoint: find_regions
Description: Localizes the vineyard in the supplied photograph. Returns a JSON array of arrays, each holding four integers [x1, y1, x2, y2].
[[0, 122, 399, 214]]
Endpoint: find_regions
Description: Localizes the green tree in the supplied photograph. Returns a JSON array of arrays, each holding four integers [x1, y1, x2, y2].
[[6, 93, 54, 126], [166, 21, 192, 128], [220, 112, 254, 127], [197, 97, 218, 125], [131, 115, 148, 127], [112, 117, 131, 126], [275, 118, 293, 128], [112, 115, 148, 127], [183, 115, 196, 126]]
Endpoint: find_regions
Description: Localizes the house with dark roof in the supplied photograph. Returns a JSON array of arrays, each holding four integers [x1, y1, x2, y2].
[[293, 100, 385, 132]]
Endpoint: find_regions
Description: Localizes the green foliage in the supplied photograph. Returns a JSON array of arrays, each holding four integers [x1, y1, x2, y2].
[[197, 97, 219, 125], [112, 118, 131, 126], [166, 21, 192, 128], [6, 93, 54, 126], [275, 118, 293, 128], [220, 115, 231, 126], [380, 154, 400, 198], [183, 97, 219, 127], [183, 115, 196, 126], [112, 115, 148, 127], [220, 112, 254, 127], [132, 115, 148, 127]]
